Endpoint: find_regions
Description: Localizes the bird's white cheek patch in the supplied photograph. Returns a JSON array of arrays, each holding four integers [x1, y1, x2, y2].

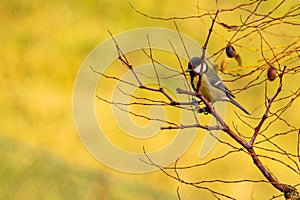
[[195, 63, 208, 73]]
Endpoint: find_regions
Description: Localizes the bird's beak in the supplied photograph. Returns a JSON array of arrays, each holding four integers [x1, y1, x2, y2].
[[185, 69, 192, 73]]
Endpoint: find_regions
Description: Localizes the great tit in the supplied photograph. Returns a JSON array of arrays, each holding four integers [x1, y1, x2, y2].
[[187, 56, 250, 115]]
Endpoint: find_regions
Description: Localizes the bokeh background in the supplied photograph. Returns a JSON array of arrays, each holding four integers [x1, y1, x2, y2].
[[1, 0, 299, 199]]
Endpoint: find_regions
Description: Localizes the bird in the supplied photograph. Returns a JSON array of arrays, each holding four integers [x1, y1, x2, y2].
[[186, 56, 250, 115]]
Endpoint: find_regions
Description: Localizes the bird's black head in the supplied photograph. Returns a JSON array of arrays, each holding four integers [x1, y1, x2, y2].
[[187, 57, 208, 76]]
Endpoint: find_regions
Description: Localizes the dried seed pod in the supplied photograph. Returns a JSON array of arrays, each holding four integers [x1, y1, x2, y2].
[[226, 45, 237, 58], [267, 66, 277, 81], [234, 54, 242, 66], [220, 59, 228, 72]]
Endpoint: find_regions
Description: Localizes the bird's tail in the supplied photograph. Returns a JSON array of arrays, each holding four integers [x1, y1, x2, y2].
[[228, 97, 250, 115]]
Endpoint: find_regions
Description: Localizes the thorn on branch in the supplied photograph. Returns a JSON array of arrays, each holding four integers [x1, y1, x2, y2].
[[176, 187, 181, 200]]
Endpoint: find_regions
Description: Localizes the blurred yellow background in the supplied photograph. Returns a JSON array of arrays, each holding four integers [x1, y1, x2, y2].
[[1, 0, 299, 199]]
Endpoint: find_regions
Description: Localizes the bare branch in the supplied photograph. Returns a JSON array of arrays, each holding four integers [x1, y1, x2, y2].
[[96, 2, 300, 199], [249, 67, 286, 146]]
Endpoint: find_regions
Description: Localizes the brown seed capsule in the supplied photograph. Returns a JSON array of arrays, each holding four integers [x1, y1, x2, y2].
[[220, 59, 228, 72], [267, 66, 277, 81], [226, 45, 237, 58]]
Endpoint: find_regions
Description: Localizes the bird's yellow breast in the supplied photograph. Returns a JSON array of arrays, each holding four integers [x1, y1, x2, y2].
[[193, 75, 225, 103]]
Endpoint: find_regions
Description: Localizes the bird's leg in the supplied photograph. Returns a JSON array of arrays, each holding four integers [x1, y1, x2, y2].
[[191, 98, 201, 110]]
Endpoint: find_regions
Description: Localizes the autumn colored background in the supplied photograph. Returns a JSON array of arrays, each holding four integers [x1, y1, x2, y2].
[[1, 0, 299, 199]]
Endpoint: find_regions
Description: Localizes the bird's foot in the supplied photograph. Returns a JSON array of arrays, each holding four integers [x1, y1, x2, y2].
[[191, 98, 208, 114]]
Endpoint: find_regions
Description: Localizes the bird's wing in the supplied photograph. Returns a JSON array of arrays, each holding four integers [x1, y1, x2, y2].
[[205, 61, 235, 98]]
